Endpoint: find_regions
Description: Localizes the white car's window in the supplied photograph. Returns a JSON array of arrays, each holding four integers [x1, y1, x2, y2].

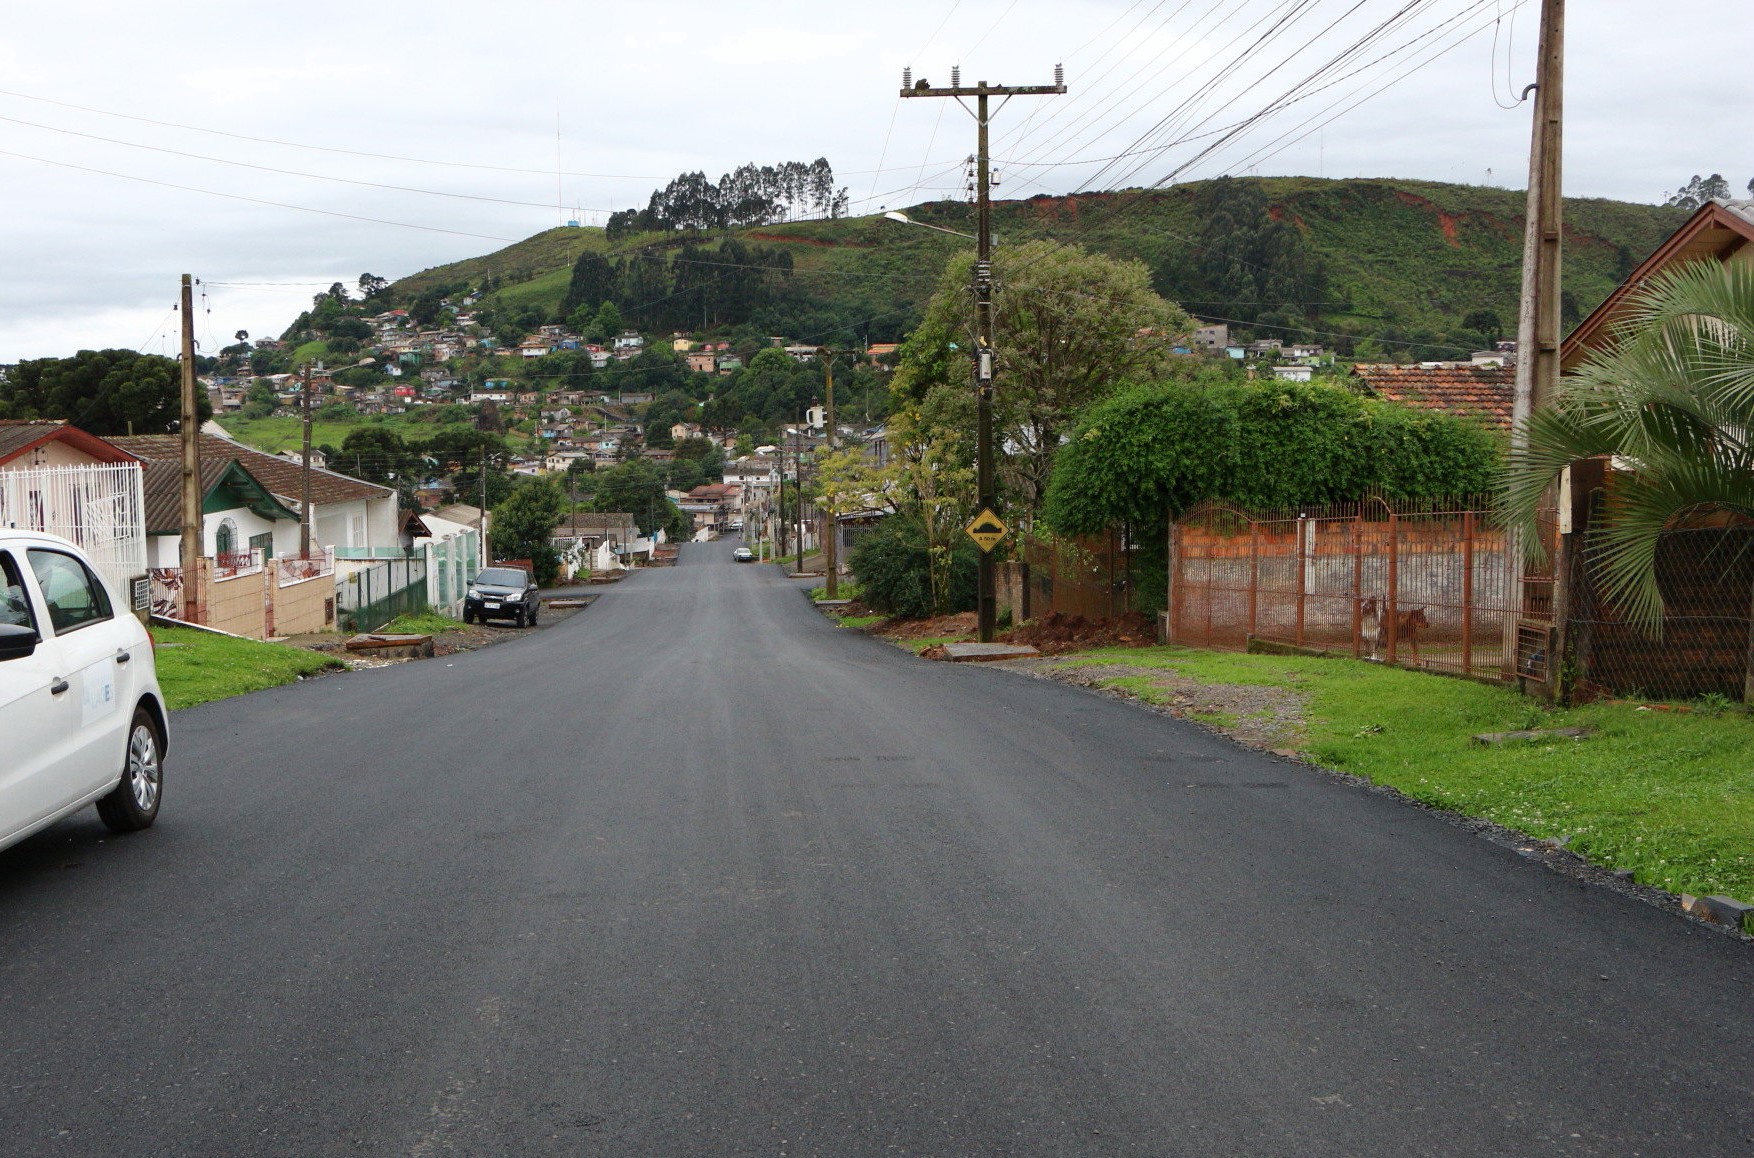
[[0, 550, 36, 630], [26, 549, 113, 635]]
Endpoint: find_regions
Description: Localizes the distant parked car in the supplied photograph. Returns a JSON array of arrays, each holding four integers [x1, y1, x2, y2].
[[0, 529, 168, 855], [463, 566, 541, 627], [733, 547, 755, 563]]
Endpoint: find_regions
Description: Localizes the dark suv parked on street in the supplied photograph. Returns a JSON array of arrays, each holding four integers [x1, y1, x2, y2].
[[463, 566, 541, 627]]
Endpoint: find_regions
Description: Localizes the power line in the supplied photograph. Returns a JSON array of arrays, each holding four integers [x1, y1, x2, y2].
[[0, 147, 520, 242], [0, 86, 659, 180], [0, 111, 616, 212]]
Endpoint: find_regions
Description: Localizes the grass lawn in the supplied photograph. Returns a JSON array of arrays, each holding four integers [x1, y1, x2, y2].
[[152, 626, 346, 710], [1052, 646, 1754, 905], [837, 615, 886, 630]]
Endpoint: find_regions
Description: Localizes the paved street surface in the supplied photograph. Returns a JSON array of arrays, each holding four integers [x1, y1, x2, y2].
[[3, 540, 1750, 1156]]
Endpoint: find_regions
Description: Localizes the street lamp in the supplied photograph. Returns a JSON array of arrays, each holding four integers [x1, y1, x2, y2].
[[883, 210, 979, 241]]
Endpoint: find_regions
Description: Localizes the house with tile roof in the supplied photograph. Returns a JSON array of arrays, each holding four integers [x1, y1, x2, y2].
[[0, 421, 147, 595], [1347, 362, 1515, 431], [0, 419, 140, 470], [1563, 198, 1754, 372], [109, 433, 399, 566]]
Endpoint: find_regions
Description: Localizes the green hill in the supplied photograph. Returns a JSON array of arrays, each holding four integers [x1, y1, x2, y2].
[[385, 176, 1684, 358]]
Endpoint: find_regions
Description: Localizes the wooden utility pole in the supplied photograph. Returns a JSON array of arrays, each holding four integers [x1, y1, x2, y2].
[[901, 65, 1065, 642], [819, 350, 840, 598], [177, 274, 202, 625], [1508, 0, 1566, 697], [300, 362, 315, 558]]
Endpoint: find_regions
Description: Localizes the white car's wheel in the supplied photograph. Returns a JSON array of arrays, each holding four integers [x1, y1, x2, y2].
[[97, 706, 162, 834]]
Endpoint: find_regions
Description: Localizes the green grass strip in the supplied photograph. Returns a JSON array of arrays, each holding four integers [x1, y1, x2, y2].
[[1060, 646, 1754, 903], [152, 626, 346, 710]]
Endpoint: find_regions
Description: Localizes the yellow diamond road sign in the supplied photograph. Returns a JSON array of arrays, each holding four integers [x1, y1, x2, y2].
[[964, 508, 1008, 553]]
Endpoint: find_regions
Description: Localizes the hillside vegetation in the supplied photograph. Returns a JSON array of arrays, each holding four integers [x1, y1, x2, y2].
[[387, 176, 1683, 359]]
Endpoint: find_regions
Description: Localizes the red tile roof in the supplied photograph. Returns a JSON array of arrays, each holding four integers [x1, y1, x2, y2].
[[0, 420, 141, 466], [1348, 363, 1514, 431], [108, 433, 392, 508]]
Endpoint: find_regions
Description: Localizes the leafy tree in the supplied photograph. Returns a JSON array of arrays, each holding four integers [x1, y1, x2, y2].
[[1462, 309, 1503, 346], [420, 426, 513, 506], [1662, 174, 1731, 211], [491, 476, 568, 584], [850, 514, 978, 619], [0, 349, 207, 435], [358, 272, 390, 300], [562, 251, 615, 314], [674, 435, 723, 480], [410, 288, 448, 327], [1503, 260, 1754, 631], [589, 459, 690, 539], [897, 240, 1191, 514], [339, 426, 418, 487], [1151, 177, 1327, 325], [589, 301, 623, 344]]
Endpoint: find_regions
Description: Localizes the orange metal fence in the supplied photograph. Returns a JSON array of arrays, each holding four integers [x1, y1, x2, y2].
[[1169, 499, 1529, 683]]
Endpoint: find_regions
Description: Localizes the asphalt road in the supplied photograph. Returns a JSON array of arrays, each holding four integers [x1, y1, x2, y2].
[[2, 540, 1750, 1156]]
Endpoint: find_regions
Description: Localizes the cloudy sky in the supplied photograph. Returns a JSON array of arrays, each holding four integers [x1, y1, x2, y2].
[[0, 0, 1741, 362]]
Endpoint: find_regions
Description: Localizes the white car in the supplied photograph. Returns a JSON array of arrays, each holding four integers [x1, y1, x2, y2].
[[0, 529, 167, 854]]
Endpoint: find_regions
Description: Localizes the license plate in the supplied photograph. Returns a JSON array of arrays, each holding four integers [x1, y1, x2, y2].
[[484, 601, 500, 609]]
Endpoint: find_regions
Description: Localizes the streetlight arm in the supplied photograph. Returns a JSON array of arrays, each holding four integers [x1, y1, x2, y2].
[[883, 211, 977, 241]]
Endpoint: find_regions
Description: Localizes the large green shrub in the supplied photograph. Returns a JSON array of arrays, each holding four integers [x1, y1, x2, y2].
[[1044, 378, 1498, 536], [848, 516, 978, 620]]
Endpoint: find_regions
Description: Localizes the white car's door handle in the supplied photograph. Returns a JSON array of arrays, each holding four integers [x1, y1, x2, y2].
[[115, 649, 131, 665], [50, 678, 69, 695]]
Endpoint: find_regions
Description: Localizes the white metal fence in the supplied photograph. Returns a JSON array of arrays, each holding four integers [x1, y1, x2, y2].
[[0, 463, 147, 597]]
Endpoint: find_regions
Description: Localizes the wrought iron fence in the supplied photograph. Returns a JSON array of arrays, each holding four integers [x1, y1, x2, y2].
[[1169, 498, 1754, 701], [1169, 498, 1527, 683], [0, 462, 146, 597]]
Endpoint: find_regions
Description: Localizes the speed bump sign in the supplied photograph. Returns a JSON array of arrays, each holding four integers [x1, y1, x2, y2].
[[964, 508, 1008, 553]]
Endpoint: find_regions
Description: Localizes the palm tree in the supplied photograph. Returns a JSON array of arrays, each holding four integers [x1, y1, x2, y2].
[[1502, 261, 1754, 631]]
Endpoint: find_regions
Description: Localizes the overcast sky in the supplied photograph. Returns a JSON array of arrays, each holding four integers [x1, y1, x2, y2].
[[0, 0, 1742, 362]]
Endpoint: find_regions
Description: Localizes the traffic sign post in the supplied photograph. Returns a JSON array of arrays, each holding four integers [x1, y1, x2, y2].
[[965, 508, 1008, 553]]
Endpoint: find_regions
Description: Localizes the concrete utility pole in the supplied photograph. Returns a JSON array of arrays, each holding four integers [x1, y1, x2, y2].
[[900, 66, 1065, 642], [177, 274, 202, 625], [300, 362, 315, 558], [1508, 0, 1565, 696]]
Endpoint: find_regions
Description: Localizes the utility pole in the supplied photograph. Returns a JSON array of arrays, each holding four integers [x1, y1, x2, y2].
[[793, 426, 805, 577], [300, 362, 315, 558], [177, 274, 202, 625], [479, 444, 489, 563], [819, 350, 839, 599], [1508, 0, 1565, 696], [901, 66, 1065, 642]]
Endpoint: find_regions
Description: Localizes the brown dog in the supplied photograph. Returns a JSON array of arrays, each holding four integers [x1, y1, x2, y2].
[[1395, 606, 1431, 662], [1359, 599, 1429, 662]]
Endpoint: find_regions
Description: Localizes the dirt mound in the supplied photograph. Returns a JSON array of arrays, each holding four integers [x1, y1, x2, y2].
[[1001, 610, 1157, 655], [875, 612, 977, 641]]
